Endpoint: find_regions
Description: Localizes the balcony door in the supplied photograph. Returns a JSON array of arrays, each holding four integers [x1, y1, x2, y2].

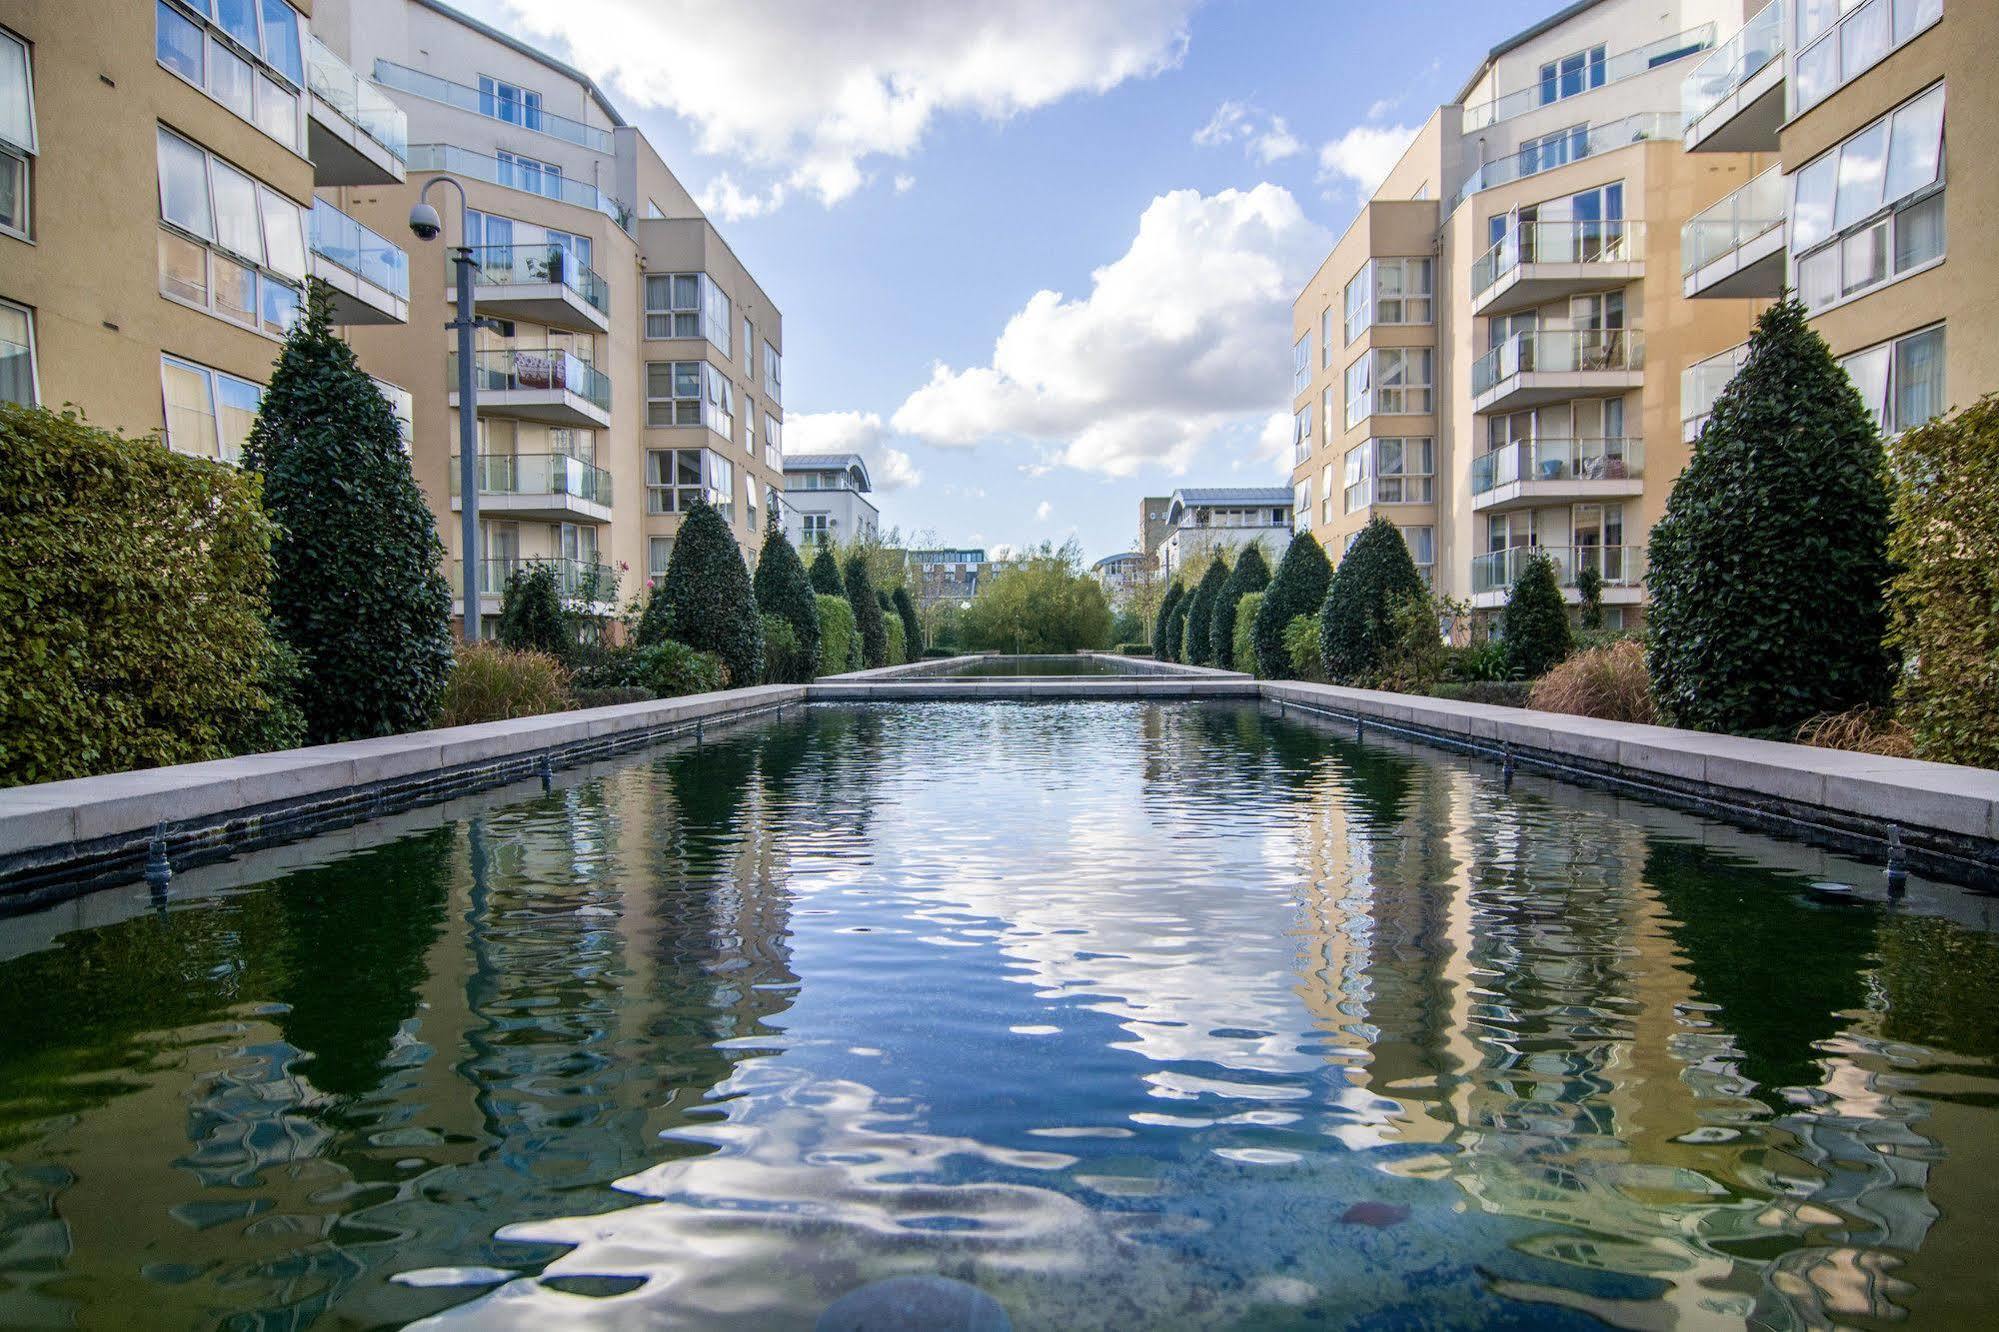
[[1572, 503, 1625, 580]]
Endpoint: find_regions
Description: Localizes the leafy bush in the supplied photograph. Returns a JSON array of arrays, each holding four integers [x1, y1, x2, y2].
[[571, 685, 652, 709], [1115, 643, 1154, 657], [1429, 681, 1531, 708], [1796, 706, 1917, 759], [1153, 581, 1185, 661], [246, 288, 453, 744], [1161, 592, 1192, 666], [761, 614, 803, 685], [1527, 639, 1654, 723], [921, 647, 953, 659], [960, 541, 1114, 653], [1886, 394, 1999, 767], [892, 586, 922, 660], [1320, 517, 1425, 686], [1502, 552, 1572, 679], [884, 613, 908, 666], [496, 561, 567, 656], [816, 593, 859, 675], [1446, 636, 1515, 683], [435, 643, 570, 727], [808, 547, 844, 596], [1254, 533, 1332, 680], [1648, 298, 1892, 736], [567, 641, 641, 690], [1575, 563, 1605, 631], [753, 524, 821, 683], [1183, 558, 1231, 667], [633, 639, 726, 698], [0, 404, 303, 784], [638, 495, 763, 687], [1210, 543, 1271, 670], [1283, 614, 1325, 683], [844, 554, 889, 668], [1377, 593, 1448, 695], [1230, 592, 1263, 676]]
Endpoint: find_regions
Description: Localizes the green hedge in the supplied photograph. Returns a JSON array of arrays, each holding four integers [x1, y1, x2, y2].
[[1253, 534, 1330, 680], [0, 404, 301, 785], [1183, 559, 1230, 667], [884, 614, 908, 666], [816, 594, 858, 675], [633, 640, 725, 697], [753, 524, 821, 683], [639, 495, 763, 687], [1211, 544, 1271, 670], [1320, 516, 1424, 686], [1230, 592, 1263, 676], [1283, 614, 1324, 682], [1115, 643, 1153, 657], [1502, 552, 1571, 678]]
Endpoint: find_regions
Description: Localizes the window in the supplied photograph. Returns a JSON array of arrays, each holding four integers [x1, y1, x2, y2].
[[1794, 0, 1941, 115], [0, 28, 30, 240], [478, 76, 543, 130], [1346, 348, 1432, 418], [1292, 402, 1312, 462], [646, 360, 734, 435], [1342, 441, 1372, 512], [1292, 333, 1310, 393], [1373, 438, 1435, 503], [160, 354, 261, 463], [1839, 324, 1945, 434], [0, 299, 35, 405], [1399, 526, 1435, 584], [373, 378, 413, 450], [644, 273, 731, 352], [1294, 478, 1311, 530], [741, 317, 754, 370], [645, 448, 733, 515], [1344, 258, 1432, 343], [155, 1, 303, 151], [1539, 44, 1606, 105], [496, 149, 561, 199], [1791, 84, 1945, 312], [801, 513, 831, 546], [154, 127, 304, 335], [763, 341, 782, 402], [765, 411, 782, 463], [1344, 355, 1370, 430], [1521, 124, 1587, 176], [648, 537, 674, 578], [1343, 268, 1369, 345]]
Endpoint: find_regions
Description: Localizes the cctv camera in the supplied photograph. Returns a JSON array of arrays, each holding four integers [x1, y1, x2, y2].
[[408, 201, 442, 241]]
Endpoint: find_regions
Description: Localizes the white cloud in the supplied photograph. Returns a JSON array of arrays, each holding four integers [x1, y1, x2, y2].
[[890, 184, 1328, 478], [1316, 122, 1419, 198], [1192, 100, 1302, 163], [893, 173, 917, 194], [696, 172, 785, 222], [500, 0, 1195, 212], [1192, 99, 1252, 147], [784, 410, 923, 491], [1254, 410, 1292, 470], [1251, 117, 1303, 164], [1035, 500, 1054, 521]]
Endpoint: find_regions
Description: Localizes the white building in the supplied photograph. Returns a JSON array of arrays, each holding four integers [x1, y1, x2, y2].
[[1157, 487, 1293, 578], [781, 453, 878, 551]]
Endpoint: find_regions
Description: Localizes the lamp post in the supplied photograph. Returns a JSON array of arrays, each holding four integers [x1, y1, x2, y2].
[[409, 176, 485, 643]]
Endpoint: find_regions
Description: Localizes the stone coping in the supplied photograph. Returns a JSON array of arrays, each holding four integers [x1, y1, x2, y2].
[[807, 678, 1259, 702], [823, 652, 1245, 682]]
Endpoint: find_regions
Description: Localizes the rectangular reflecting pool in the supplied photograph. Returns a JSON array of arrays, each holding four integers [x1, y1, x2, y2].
[[2, 701, 1996, 1328], [909, 654, 1150, 676]]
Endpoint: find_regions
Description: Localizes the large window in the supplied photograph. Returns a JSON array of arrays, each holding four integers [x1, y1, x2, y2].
[[1539, 44, 1606, 105], [1399, 525, 1436, 585], [763, 341, 782, 403], [645, 360, 734, 436], [644, 273, 732, 353], [645, 447, 733, 516], [1839, 324, 1945, 435], [155, 127, 304, 335], [155, 1, 304, 152], [1292, 332, 1310, 394], [1791, 83, 1944, 313], [1342, 437, 1433, 511], [0, 26, 33, 240], [1342, 442, 1372, 512], [0, 299, 35, 405], [1294, 478, 1312, 531], [160, 354, 261, 463], [1343, 257, 1433, 344], [764, 411, 782, 464], [478, 75, 542, 130], [496, 148, 562, 199], [1346, 347, 1432, 426], [1794, 0, 1941, 115], [1292, 402, 1312, 463], [801, 513, 831, 547]]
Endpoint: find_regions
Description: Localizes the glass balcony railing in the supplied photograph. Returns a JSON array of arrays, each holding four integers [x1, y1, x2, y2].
[[447, 349, 612, 411], [466, 244, 610, 315], [1469, 438, 1643, 494], [407, 144, 631, 229], [1462, 25, 1715, 131], [477, 556, 618, 599], [1681, 0, 1784, 129], [1471, 544, 1647, 596], [308, 198, 410, 298], [306, 37, 408, 161], [1473, 330, 1644, 396], [1471, 220, 1643, 298], [1681, 342, 1750, 436], [1455, 114, 1677, 208], [372, 61, 616, 154], [450, 453, 614, 506], [1681, 167, 1786, 273]]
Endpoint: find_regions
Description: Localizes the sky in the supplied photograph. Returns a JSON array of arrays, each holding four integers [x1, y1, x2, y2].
[[462, 0, 1561, 560]]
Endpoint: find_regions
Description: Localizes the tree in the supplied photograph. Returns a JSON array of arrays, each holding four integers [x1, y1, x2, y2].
[[1319, 516, 1424, 686], [1161, 587, 1192, 665], [1182, 558, 1231, 667], [1575, 563, 1605, 631], [1210, 542, 1271, 670], [637, 494, 764, 687], [892, 585, 922, 656], [245, 288, 452, 743], [960, 540, 1113, 653], [1648, 298, 1892, 735], [845, 553, 889, 668], [1503, 552, 1572, 678], [753, 523, 821, 684], [1254, 533, 1332, 680], [496, 562, 566, 656], [1153, 581, 1185, 661], [808, 546, 844, 596]]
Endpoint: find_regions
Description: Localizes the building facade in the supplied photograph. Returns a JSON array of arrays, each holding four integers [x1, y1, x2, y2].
[[1156, 487, 1293, 578], [1091, 550, 1155, 596], [910, 548, 990, 605], [780, 452, 878, 552]]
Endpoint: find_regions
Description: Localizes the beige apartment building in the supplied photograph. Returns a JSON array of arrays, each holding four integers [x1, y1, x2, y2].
[[1290, 0, 1988, 628]]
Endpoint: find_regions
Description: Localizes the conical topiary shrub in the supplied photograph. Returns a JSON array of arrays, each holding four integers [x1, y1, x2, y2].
[[637, 494, 763, 687], [1183, 558, 1231, 667], [753, 523, 821, 683], [1153, 580, 1185, 661], [1210, 543, 1271, 670], [892, 585, 922, 658], [1647, 298, 1892, 735], [1503, 551, 1572, 678], [1254, 533, 1332, 680], [808, 546, 844, 596], [1319, 516, 1424, 686], [844, 554, 888, 668], [245, 287, 452, 743]]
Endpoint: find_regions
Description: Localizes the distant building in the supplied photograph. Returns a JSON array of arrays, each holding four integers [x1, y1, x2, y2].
[[1138, 496, 1173, 559], [1157, 487, 1293, 578], [781, 453, 878, 550], [910, 547, 990, 604], [1091, 550, 1155, 595]]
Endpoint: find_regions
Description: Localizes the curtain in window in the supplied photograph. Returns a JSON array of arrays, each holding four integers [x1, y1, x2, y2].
[[1893, 329, 1945, 431], [0, 305, 30, 405]]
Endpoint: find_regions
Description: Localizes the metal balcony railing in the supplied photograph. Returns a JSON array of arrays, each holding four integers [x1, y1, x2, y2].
[[1473, 330, 1644, 396], [478, 556, 618, 599], [306, 37, 408, 161], [372, 61, 615, 153], [449, 452, 614, 506], [1471, 545, 1647, 596], [1681, 0, 1784, 128], [1681, 167, 1786, 272], [407, 144, 630, 228], [447, 349, 612, 411], [467, 244, 610, 314], [1469, 438, 1643, 494], [1471, 220, 1643, 298], [308, 198, 409, 298], [1463, 25, 1715, 131]]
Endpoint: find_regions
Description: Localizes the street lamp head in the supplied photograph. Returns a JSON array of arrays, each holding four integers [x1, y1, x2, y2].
[[407, 201, 442, 242]]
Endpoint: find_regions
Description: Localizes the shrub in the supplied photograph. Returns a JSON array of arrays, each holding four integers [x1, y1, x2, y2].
[[638, 495, 763, 687], [1648, 298, 1893, 736], [1254, 533, 1332, 680], [816, 593, 859, 675], [1502, 552, 1572, 679], [1429, 681, 1532, 708], [568, 641, 641, 690], [1211, 543, 1271, 670], [1527, 639, 1655, 723], [1153, 580, 1185, 662], [1886, 394, 1999, 767], [496, 561, 567, 656], [1230, 592, 1264, 676], [1575, 563, 1605, 631], [1115, 643, 1154, 657], [1161, 591, 1192, 666], [1377, 593, 1448, 695], [1446, 636, 1515, 683], [246, 288, 453, 744], [753, 524, 821, 683], [761, 614, 802, 685], [571, 685, 652, 709], [1320, 516, 1425, 686], [435, 643, 570, 727], [960, 541, 1114, 653], [921, 647, 953, 659], [844, 554, 889, 668], [0, 405, 303, 783], [1183, 558, 1231, 667], [807, 546, 844, 596], [1796, 707, 1917, 759], [884, 613, 908, 666], [1283, 614, 1325, 683], [633, 639, 726, 698], [892, 586, 922, 659]]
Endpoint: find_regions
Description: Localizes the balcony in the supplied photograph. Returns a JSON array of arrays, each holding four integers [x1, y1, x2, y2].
[[447, 349, 612, 428], [407, 144, 631, 230], [467, 244, 610, 334], [1682, 168, 1786, 299], [1460, 26, 1714, 132], [1471, 221, 1644, 318], [1471, 330, 1644, 415], [372, 61, 616, 154], [450, 453, 615, 523], [1453, 114, 1676, 209], [1681, 342, 1748, 442], [1470, 545, 1648, 604], [306, 37, 407, 186], [308, 199, 409, 325], [464, 557, 619, 615], [1468, 438, 1644, 512], [1681, 0, 1783, 153]]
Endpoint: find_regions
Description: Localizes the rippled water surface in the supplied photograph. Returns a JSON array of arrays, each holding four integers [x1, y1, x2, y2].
[[3, 701, 1997, 1329], [915, 654, 1141, 676]]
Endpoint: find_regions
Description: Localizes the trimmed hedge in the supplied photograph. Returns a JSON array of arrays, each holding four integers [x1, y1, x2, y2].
[[808, 547, 844, 595], [892, 585, 922, 659], [1183, 559, 1231, 667], [845, 555, 888, 668], [1230, 592, 1263, 676], [1115, 643, 1153, 657], [816, 593, 859, 675], [884, 614, 908, 666], [0, 404, 302, 784], [1283, 614, 1324, 682], [1320, 516, 1424, 686], [1503, 552, 1572, 678], [1211, 543, 1271, 671], [633, 639, 725, 697], [1161, 592, 1191, 665], [639, 495, 763, 687], [1153, 580, 1185, 662], [753, 524, 821, 683], [761, 613, 802, 685], [1254, 533, 1330, 680]]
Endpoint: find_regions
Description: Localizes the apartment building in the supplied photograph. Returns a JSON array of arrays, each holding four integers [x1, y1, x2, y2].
[[1156, 486, 1293, 578], [1091, 550, 1156, 597], [910, 548, 991, 605], [2, 0, 410, 454], [779, 452, 879, 552], [1137, 495, 1174, 564], [311, 0, 784, 631]]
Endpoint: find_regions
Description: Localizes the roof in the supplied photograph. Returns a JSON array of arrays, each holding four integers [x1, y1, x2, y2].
[[1169, 487, 1294, 507], [782, 453, 872, 490], [411, 0, 629, 128], [1452, 0, 1610, 106], [1092, 551, 1148, 569]]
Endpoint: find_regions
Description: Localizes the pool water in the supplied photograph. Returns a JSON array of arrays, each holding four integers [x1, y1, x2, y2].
[[916, 654, 1144, 676], [1, 701, 1996, 1329]]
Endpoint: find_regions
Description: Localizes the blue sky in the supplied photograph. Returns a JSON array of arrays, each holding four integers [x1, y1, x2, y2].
[[468, 0, 1558, 560]]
